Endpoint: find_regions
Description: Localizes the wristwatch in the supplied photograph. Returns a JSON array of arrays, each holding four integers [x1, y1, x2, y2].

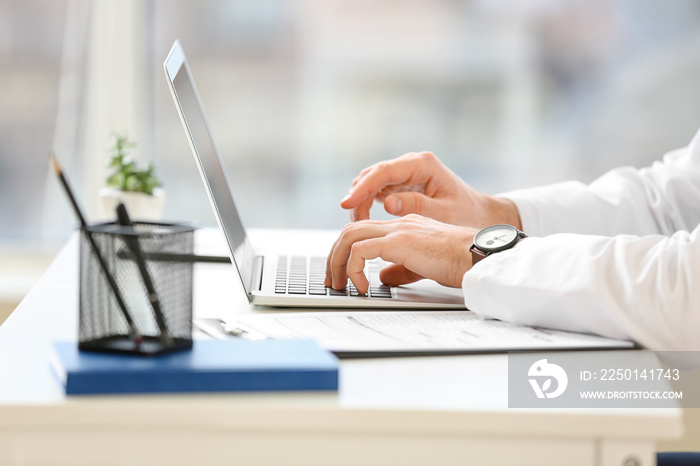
[[469, 224, 527, 265]]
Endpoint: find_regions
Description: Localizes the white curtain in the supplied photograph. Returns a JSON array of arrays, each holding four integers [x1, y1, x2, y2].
[[44, 0, 151, 243]]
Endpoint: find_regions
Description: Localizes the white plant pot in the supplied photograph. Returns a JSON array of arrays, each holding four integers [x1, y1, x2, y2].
[[99, 188, 166, 221]]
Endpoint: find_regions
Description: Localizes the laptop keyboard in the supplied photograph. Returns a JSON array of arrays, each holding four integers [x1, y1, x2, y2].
[[274, 256, 393, 298]]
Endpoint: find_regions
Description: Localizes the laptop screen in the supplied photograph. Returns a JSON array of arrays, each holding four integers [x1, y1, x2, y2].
[[164, 41, 255, 297]]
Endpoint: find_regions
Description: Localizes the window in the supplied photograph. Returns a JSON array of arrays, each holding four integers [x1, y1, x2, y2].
[[4, 0, 700, 248], [147, 0, 700, 229], [0, 0, 67, 244]]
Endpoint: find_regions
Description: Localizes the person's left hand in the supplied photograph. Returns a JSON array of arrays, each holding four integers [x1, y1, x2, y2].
[[324, 214, 477, 294]]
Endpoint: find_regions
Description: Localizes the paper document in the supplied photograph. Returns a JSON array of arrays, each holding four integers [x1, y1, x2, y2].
[[196, 311, 635, 357]]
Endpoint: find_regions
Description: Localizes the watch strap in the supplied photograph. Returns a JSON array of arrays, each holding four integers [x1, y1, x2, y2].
[[469, 243, 489, 266]]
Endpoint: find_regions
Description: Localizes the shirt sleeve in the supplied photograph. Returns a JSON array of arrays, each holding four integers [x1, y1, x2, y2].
[[462, 128, 700, 351]]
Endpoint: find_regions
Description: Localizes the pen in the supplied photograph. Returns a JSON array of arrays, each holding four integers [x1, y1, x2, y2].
[[116, 203, 173, 346], [50, 152, 143, 346]]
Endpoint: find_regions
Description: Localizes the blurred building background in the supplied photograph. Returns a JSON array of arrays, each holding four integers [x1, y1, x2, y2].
[[3, 0, 700, 318]]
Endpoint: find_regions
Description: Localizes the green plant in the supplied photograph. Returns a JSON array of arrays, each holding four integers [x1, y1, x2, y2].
[[106, 132, 162, 195]]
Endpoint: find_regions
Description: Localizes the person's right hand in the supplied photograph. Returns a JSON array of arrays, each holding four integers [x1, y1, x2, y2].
[[340, 151, 522, 229]]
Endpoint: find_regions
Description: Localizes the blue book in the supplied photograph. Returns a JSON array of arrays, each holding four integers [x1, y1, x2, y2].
[[51, 339, 338, 395]]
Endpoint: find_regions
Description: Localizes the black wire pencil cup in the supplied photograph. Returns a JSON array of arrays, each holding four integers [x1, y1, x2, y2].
[[78, 219, 195, 355], [51, 152, 194, 356]]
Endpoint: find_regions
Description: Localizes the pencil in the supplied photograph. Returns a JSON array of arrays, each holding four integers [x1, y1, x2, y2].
[[115, 250, 230, 263], [49, 152, 143, 346], [116, 202, 173, 346]]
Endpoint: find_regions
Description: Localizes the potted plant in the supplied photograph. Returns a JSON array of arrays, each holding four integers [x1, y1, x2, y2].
[[99, 132, 165, 220]]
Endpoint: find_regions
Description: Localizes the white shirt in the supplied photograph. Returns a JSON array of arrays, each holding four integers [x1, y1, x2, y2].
[[462, 128, 700, 351]]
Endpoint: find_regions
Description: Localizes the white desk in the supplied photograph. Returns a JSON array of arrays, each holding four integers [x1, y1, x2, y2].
[[0, 229, 682, 466]]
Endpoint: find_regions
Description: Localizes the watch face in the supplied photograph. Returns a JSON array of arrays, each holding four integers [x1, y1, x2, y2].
[[474, 224, 520, 252]]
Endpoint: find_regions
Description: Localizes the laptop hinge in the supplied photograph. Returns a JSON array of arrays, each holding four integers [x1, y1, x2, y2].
[[250, 255, 264, 293]]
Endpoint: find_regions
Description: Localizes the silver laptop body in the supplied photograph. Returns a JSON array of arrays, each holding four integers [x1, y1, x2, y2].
[[164, 40, 465, 309]]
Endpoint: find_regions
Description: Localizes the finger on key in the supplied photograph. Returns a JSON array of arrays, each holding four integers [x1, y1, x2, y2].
[[346, 238, 385, 295], [329, 221, 386, 290]]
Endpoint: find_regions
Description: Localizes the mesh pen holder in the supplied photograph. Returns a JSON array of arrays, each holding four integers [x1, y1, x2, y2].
[[79, 221, 195, 356]]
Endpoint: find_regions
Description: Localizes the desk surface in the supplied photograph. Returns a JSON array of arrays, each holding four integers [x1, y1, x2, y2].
[[0, 229, 683, 466]]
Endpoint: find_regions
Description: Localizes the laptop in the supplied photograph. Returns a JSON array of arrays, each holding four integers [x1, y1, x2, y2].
[[164, 40, 465, 309]]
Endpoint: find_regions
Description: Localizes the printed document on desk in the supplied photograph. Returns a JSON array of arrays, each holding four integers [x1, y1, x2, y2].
[[202, 311, 635, 357]]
